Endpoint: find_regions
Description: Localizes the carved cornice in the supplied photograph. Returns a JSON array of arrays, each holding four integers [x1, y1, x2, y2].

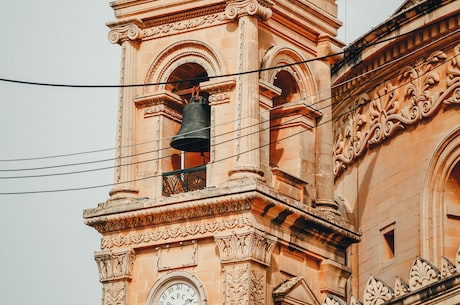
[[214, 230, 277, 265], [107, 19, 143, 44], [94, 249, 135, 282], [334, 44, 460, 177], [225, 0, 273, 21]]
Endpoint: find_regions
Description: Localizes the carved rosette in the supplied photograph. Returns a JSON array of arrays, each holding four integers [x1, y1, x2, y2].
[[225, 0, 273, 21], [108, 21, 143, 44], [334, 45, 460, 177], [94, 249, 135, 282], [214, 230, 277, 265]]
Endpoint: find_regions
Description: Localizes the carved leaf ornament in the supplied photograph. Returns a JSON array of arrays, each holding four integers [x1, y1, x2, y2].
[[334, 45, 460, 177]]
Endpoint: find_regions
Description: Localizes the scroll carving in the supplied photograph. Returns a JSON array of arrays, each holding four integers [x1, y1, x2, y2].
[[225, 0, 273, 21], [334, 45, 460, 177], [94, 249, 135, 282], [108, 22, 143, 44], [250, 268, 265, 305]]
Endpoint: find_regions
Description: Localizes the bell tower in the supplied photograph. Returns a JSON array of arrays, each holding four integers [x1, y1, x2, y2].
[[84, 1, 360, 305]]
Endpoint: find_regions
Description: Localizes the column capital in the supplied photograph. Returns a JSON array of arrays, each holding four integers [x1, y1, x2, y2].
[[94, 249, 135, 282], [107, 19, 143, 44], [225, 0, 273, 21], [215, 230, 277, 266]]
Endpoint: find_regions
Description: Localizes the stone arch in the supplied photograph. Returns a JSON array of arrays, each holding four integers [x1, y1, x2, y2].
[[421, 127, 460, 264], [144, 40, 225, 94], [260, 46, 317, 105]]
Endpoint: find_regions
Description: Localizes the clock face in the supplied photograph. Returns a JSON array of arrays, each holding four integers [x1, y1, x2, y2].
[[158, 282, 199, 305]]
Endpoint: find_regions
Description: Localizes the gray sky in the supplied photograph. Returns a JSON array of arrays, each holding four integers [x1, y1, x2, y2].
[[0, 1, 402, 305]]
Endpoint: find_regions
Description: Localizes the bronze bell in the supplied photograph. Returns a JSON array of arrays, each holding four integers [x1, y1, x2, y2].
[[170, 95, 210, 152]]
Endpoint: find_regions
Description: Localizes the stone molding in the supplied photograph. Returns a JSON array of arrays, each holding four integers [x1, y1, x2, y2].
[[94, 249, 135, 282], [334, 44, 460, 177], [224, 0, 273, 21], [214, 230, 277, 265]]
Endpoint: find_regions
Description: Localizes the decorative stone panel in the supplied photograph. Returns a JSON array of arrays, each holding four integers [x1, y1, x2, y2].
[[334, 43, 460, 177]]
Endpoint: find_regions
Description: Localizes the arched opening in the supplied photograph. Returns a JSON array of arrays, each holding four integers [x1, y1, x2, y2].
[[270, 70, 300, 168], [163, 63, 210, 196], [444, 160, 460, 258]]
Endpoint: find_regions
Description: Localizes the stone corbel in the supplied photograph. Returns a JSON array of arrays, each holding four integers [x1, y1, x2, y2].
[[224, 0, 274, 21], [107, 19, 144, 44]]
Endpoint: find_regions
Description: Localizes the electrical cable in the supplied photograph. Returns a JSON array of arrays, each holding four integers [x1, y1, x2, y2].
[[0, 49, 456, 194], [0, 23, 459, 171], [1, 34, 457, 181], [0, 15, 456, 164]]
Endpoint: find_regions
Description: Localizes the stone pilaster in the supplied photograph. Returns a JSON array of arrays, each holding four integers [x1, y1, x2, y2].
[[225, 0, 273, 180], [215, 230, 277, 305], [94, 249, 135, 305], [314, 36, 341, 214], [107, 21, 143, 199]]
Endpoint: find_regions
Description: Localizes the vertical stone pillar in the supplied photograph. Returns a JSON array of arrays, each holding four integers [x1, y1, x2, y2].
[[94, 249, 135, 305], [225, 0, 273, 180], [107, 21, 142, 199], [314, 36, 340, 214], [215, 230, 277, 305]]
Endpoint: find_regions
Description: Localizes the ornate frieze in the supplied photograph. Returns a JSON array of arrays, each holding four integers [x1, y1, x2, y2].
[[101, 216, 251, 250], [214, 230, 277, 265], [334, 45, 460, 177], [224, 0, 273, 21], [94, 249, 135, 282]]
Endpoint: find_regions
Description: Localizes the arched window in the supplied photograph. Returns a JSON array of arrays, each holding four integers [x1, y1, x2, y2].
[[422, 128, 460, 263]]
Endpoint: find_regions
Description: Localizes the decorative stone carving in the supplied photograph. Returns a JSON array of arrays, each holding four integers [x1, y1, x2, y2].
[[108, 21, 143, 44], [225, 263, 250, 305], [250, 268, 265, 305], [441, 256, 457, 278], [225, 0, 273, 21], [333, 46, 460, 177], [101, 216, 251, 249], [322, 294, 346, 305], [394, 276, 410, 297], [94, 249, 135, 282], [363, 276, 394, 305], [215, 230, 277, 265], [349, 295, 363, 305], [408, 257, 441, 290], [103, 281, 126, 305]]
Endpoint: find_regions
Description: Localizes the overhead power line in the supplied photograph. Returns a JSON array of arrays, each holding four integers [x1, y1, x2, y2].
[[0, 49, 457, 194]]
